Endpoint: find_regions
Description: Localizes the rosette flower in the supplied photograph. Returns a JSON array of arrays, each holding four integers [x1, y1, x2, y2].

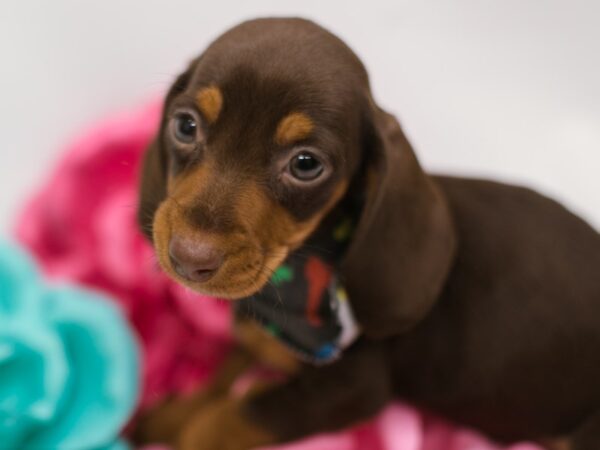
[[0, 240, 139, 449], [16, 103, 231, 406], [13, 102, 542, 450]]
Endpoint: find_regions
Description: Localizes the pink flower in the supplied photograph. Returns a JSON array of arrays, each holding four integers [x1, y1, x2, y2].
[[15, 102, 232, 407], [14, 101, 542, 450]]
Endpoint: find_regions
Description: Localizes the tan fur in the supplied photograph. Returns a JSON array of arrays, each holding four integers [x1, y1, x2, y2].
[[179, 396, 276, 450], [196, 86, 223, 124], [153, 150, 349, 299], [133, 348, 255, 446], [275, 112, 314, 145], [232, 180, 349, 298], [167, 160, 210, 201], [235, 319, 300, 374], [153, 197, 262, 299], [153, 159, 255, 297]]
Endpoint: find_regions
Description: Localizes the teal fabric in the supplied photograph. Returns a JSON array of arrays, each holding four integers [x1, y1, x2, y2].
[[0, 240, 140, 449]]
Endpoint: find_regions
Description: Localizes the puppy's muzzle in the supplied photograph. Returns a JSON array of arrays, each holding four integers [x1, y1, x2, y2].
[[168, 234, 224, 283]]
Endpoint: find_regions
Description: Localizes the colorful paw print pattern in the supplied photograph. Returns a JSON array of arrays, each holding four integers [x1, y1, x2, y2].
[[235, 215, 360, 365]]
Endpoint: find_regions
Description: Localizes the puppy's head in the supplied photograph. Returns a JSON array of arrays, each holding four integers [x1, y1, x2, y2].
[[139, 18, 456, 337], [139, 18, 368, 298]]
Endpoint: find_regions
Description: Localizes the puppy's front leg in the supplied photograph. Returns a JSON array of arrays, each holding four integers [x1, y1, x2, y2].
[[178, 339, 393, 450], [132, 346, 254, 446]]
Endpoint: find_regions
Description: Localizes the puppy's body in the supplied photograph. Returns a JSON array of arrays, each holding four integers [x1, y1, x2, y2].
[[136, 17, 600, 450], [241, 176, 600, 447], [392, 176, 600, 441]]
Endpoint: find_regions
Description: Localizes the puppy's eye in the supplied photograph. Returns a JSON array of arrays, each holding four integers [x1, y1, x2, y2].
[[173, 113, 198, 143], [289, 152, 324, 181]]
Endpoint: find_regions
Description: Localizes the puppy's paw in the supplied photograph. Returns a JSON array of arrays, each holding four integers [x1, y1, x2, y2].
[[132, 391, 217, 446], [178, 397, 276, 450]]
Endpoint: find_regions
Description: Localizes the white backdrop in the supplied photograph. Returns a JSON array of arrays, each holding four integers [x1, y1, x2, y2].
[[1, 0, 599, 232]]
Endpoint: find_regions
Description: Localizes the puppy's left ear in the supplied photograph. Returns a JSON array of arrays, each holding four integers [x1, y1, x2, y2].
[[137, 60, 198, 240], [342, 103, 457, 339], [137, 138, 167, 240]]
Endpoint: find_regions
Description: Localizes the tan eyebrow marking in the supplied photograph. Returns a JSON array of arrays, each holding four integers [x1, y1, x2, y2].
[[275, 112, 314, 146], [196, 86, 223, 124]]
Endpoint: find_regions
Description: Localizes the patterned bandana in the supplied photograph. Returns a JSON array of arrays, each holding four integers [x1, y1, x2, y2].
[[235, 207, 361, 365]]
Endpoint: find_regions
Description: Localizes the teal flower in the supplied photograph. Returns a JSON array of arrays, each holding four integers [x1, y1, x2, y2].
[[0, 240, 139, 449]]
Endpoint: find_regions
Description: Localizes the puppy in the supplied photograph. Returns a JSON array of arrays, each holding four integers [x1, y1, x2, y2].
[[135, 18, 600, 450]]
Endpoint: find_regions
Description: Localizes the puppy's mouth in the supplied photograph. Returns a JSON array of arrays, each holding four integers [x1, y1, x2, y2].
[[157, 236, 290, 300], [151, 196, 298, 299], [219, 255, 285, 299]]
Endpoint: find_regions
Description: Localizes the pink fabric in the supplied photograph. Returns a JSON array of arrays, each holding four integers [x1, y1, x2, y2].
[[15, 103, 231, 406], [14, 101, 543, 450]]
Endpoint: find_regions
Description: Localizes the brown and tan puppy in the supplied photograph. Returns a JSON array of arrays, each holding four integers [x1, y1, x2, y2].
[[134, 18, 600, 450]]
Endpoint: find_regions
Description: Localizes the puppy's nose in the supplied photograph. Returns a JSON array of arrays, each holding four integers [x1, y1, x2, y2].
[[168, 235, 223, 283]]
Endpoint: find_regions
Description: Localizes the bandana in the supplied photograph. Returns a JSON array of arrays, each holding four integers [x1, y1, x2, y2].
[[235, 206, 361, 365]]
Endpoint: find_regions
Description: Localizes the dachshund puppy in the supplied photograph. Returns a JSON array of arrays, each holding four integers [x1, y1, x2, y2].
[[135, 18, 600, 450]]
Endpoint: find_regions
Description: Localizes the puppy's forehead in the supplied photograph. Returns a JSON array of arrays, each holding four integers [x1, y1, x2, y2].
[[185, 23, 368, 129], [182, 18, 370, 125], [188, 68, 328, 149], [192, 67, 353, 137]]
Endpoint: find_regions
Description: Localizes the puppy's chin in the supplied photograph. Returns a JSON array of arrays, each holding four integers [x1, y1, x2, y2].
[[172, 277, 264, 300], [172, 269, 268, 300], [158, 245, 291, 300]]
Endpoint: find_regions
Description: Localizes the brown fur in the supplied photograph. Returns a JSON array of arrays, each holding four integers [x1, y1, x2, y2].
[[541, 438, 572, 450], [234, 319, 301, 374], [136, 18, 600, 450]]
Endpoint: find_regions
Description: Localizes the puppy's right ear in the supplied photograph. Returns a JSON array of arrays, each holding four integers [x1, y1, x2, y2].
[[137, 62, 197, 240], [341, 103, 456, 338]]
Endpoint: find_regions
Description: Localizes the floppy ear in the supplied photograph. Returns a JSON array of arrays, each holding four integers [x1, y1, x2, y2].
[[137, 138, 167, 240], [341, 103, 457, 339], [137, 62, 197, 240]]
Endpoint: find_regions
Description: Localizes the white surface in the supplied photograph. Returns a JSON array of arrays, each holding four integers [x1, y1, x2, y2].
[[1, 0, 599, 232]]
